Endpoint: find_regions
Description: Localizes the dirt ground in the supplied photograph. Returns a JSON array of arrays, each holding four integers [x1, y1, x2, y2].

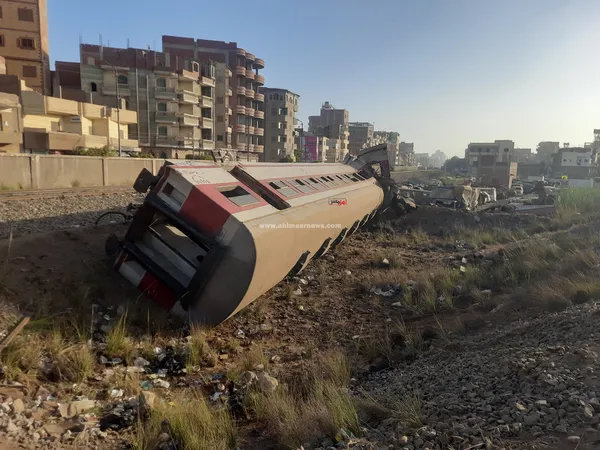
[[0, 206, 598, 449]]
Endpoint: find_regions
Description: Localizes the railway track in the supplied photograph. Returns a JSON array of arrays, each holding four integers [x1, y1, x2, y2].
[[0, 186, 135, 202]]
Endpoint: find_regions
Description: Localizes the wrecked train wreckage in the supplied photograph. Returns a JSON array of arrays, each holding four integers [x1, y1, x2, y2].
[[104, 144, 414, 326]]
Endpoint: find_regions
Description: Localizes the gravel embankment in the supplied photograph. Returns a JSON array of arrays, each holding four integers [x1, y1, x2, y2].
[[360, 302, 600, 449], [0, 192, 145, 238]]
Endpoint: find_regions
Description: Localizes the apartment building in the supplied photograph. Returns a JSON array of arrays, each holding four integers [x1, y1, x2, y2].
[[308, 101, 349, 156], [0, 73, 136, 153], [348, 122, 373, 154], [214, 63, 233, 154], [261, 87, 299, 161], [74, 44, 216, 158], [0, 0, 50, 94], [399, 142, 415, 166], [465, 140, 515, 174], [162, 36, 265, 161]]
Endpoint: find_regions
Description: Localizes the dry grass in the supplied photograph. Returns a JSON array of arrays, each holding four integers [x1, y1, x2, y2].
[[393, 393, 423, 428], [53, 343, 95, 382], [105, 313, 135, 363], [240, 344, 269, 371], [0, 333, 40, 381], [132, 390, 237, 450], [245, 351, 359, 448], [187, 325, 216, 368]]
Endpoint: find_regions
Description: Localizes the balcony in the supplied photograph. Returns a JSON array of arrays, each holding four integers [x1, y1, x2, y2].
[[179, 91, 199, 104], [48, 132, 107, 151], [246, 71, 255, 80], [179, 114, 200, 127], [107, 108, 138, 124], [102, 85, 131, 97], [109, 137, 139, 149], [236, 105, 246, 115], [236, 86, 246, 96], [155, 87, 178, 100], [255, 74, 265, 85], [254, 128, 264, 136], [254, 110, 264, 119], [254, 93, 264, 102], [201, 76, 215, 87], [200, 96, 213, 108], [178, 137, 201, 149], [236, 48, 246, 56], [255, 144, 264, 152], [235, 66, 246, 76], [246, 107, 255, 116], [225, 68, 232, 78], [247, 126, 255, 134], [179, 69, 199, 81], [0, 129, 23, 146], [226, 107, 232, 116], [254, 58, 265, 69], [202, 140, 215, 150], [235, 124, 246, 133], [247, 144, 255, 152], [155, 136, 179, 147], [44, 97, 80, 116], [201, 117, 213, 129], [227, 88, 233, 96], [245, 89, 255, 99], [155, 112, 178, 124], [245, 52, 255, 61]]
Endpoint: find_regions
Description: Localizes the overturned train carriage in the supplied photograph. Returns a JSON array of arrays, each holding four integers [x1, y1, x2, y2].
[[107, 158, 388, 326]]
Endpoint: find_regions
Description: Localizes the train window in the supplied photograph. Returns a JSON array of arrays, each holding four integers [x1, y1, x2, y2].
[[319, 176, 332, 186], [308, 177, 325, 190], [269, 181, 298, 198], [218, 185, 260, 207], [355, 173, 366, 180], [290, 179, 314, 194], [162, 182, 186, 207], [335, 175, 349, 183]]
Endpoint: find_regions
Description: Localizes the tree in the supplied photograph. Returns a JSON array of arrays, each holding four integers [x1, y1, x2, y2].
[[442, 156, 466, 173]]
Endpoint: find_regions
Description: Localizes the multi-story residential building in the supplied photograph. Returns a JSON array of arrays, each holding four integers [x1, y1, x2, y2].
[[513, 148, 532, 163], [214, 63, 233, 154], [261, 87, 299, 161], [372, 130, 401, 164], [429, 150, 447, 168], [308, 101, 349, 156], [348, 122, 373, 154], [0, 72, 137, 154], [162, 36, 265, 161], [414, 153, 430, 168], [465, 140, 515, 173], [534, 141, 560, 163], [399, 142, 415, 166], [0, 0, 50, 94], [73, 44, 216, 158]]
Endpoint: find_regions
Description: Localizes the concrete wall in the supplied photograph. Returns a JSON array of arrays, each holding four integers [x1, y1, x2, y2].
[[0, 154, 164, 189]]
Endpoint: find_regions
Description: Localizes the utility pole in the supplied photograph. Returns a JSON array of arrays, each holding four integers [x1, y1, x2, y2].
[[102, 60, 122, 157]]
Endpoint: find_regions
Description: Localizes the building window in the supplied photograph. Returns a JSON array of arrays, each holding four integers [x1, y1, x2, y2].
[[0, 114, 3, 131], [158, 126, 168, 137], [87, 57, 95, 65], [117, 75, 128, 85], [18, 37, 35, 50], [217, 135, 224, 142], [0, 35, 4, 47], [18, 8, 34, 22], [156, 78, 166, 88], [157, 103, 167, 112], [22, 65, 37, 78], [90, 82, 97, 92]]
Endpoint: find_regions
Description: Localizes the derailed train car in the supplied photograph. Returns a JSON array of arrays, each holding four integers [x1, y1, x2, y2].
[[106, 146, 404, 325]]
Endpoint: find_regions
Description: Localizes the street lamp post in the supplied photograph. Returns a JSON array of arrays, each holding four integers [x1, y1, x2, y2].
[[102, 60, 122, 157], [295, 118, 306, 162]]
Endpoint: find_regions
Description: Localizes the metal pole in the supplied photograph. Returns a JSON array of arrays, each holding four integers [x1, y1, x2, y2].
[[116, 69, 122, 157]]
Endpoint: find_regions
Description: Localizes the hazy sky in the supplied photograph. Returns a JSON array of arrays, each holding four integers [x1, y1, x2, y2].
[[48, 0, 600, 157]]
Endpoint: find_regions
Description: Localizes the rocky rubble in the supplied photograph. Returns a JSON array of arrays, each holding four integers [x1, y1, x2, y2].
[[360, 301, 600, 449], [0, 192, 144, 238]]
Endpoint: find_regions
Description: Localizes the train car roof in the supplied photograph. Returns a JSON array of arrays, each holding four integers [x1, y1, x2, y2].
[[235, 162, 356, 180]]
